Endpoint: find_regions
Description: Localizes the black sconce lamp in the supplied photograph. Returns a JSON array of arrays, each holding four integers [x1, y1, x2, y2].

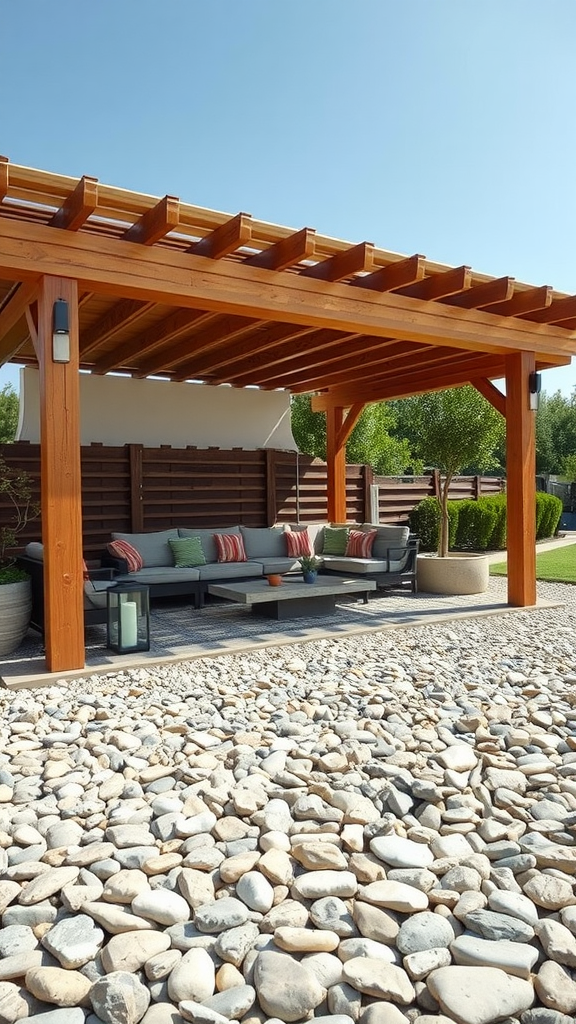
[[528, 371, 542, 411], [52, 299, 70, 363]]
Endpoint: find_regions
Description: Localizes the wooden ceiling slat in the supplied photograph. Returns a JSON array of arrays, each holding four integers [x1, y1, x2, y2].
[[301, 242, 374, 282], [274, 342, 458, 393], [312, 356, 507, 409], [123, 195, 180, 245], [50, 176, 99, 231], [520, 295, 576, 324], [189, 213, 252, 259], [134, 315, 261, 378], [92, 309, 215, 374], [353, 254, 426, 292], [399, 265, 473, 301], [0, 156, 9, 201], [443, 276, 514, 310], [244, 227, 316, 271], [484, 285, 553, 317], [171, 324, 321, 383], [209, 330, 367, 387], [80, 299, 156, 358]]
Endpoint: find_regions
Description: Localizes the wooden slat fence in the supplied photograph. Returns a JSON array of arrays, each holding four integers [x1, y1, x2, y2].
[[0, 442, 505, 560]]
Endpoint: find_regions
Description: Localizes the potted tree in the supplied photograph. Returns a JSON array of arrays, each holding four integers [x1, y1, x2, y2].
[[396, 387, 504, 595], [0, 457, 40, 655]]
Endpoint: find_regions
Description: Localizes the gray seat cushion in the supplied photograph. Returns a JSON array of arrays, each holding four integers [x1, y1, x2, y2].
[[197, 561, 264, 581], [322, 555, 391, 575], [111, 529, 179, 567], [84, 579, 118, 609], [116, 567, 201, 584], [255, 557, 301, 574]]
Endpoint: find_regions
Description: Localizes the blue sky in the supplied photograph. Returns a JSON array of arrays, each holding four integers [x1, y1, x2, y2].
[[1, 0, 575, 396]]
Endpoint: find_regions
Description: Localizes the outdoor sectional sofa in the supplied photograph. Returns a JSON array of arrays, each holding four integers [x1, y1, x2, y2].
[[18, 522, 418, 635]]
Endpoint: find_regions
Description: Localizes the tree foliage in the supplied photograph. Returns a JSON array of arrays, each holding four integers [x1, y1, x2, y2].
[[388, 387, 505, 556], [0, 385, 18, 444], [290, 394, 416, 475], [535, 390, 576, 475]]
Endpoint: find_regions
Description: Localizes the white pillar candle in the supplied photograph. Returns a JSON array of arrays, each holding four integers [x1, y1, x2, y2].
[[120, 600, 138, 648]]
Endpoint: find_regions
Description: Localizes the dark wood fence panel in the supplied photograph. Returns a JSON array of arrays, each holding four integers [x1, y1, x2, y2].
[[0, 442, 506, 558]]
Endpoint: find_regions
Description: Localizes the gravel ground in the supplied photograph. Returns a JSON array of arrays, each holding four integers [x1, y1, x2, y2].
[[0, 579, 575, 1024]]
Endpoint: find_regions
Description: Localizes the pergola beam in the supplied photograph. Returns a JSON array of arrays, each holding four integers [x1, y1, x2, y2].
[[0, 219, 573, 363], [0, 281, 40, 363], [123, 195, 180, 245], [353, 254, 426, 292], [302, 242, 374, 282], [472, 376, 507, 417], [189, 213, 252, 259], [245, 227, 316, 271], [505, 352, 537, 606], [92, 309, 216, 375], [49, 176, 99, 231]]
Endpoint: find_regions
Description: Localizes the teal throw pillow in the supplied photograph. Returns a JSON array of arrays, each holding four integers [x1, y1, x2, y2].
[[169, 537, 206, 568], [322, 526, 350, 556]]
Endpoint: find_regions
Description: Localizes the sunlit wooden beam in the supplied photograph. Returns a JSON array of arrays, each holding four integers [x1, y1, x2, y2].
[[123, 195, 180, 245], [400, 265, 472, 301], [312, 356, 506, 409], [203, 328, 359, 386], [245, 227, 316, 271], [484, 285, 553, 317], [50, 176, 99, 231], [353, 254, 426, 292], [189, 212, 252, 259], [444, 276, 514, 309], [521, 294, 576, 324], [301, 242, 374, 281], [472, 376, 507, 417], [0, 280, 39, 364], [172, 324, 320, 383]]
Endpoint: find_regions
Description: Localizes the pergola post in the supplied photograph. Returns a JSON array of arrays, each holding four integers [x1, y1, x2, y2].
[[325, 402, 366, 522], [37, 276, 84, 671], [505, 351, 537, 607]]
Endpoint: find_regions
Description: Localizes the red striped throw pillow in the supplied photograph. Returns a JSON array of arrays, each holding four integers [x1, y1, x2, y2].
[[107, 539, 144, 573], [345, 529, 377, 558], [285, 529, 313, 558], [214, 533, 247, 563]]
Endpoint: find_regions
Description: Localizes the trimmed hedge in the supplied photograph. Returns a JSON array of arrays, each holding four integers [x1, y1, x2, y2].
[[409, 491, 562, 552]]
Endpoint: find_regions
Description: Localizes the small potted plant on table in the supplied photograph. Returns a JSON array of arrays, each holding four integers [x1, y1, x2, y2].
[[299, 554, 321, 584]]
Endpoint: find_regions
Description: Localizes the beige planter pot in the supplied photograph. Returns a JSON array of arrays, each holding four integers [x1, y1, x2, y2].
[[0, 578, 32, 656], [417, 552, 490, 596]]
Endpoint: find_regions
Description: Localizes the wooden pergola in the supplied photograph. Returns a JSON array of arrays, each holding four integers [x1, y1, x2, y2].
[[0, 159, 575, 673]]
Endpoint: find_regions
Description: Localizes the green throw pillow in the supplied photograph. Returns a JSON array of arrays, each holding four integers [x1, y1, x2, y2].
[[169, 537, 206, 568], [322, 526, 350, 556]]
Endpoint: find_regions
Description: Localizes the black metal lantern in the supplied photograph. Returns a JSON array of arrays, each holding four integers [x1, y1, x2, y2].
[[106, 582, 150, 653]]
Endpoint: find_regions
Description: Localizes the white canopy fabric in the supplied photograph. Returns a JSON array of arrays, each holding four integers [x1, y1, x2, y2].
[[17, 369, 297, 451]]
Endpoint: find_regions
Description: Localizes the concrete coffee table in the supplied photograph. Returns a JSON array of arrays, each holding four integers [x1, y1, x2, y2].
[[207, 577, 376, 620]]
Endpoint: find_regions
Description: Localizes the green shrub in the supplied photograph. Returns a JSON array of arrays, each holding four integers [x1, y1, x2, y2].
[[455, 498, 498, 551], [409, 496, 459, 552], [536, 492, 563, 540], [485, 493, 507, 550], [409, 497, 440, 552]]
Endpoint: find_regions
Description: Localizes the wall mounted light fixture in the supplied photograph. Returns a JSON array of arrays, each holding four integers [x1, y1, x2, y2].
[[52, 299, 70, 363], [528, 371, 542, 411]]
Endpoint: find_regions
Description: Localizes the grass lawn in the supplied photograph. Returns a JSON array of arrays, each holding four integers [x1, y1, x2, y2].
[[490, 543, 576, 583]]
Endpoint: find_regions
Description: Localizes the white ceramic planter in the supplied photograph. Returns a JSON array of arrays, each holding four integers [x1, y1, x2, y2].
[[0, 578, 32, 656], [417, 552, 489, 596]]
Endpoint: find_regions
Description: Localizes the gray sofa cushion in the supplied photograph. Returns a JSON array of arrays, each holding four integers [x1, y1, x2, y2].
[[116, 566, 201, 584], [197, 561, 263, 581], [322, 555, 393, 574], [111, 529, 179, 567], [240, 526, 286, 559], [179, 526, 240, 564], [362, 524, 410, 567], [254, 557, 301, 574]]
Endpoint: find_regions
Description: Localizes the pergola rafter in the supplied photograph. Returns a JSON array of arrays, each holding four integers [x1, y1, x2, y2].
[[0, 158, 574, 674]]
